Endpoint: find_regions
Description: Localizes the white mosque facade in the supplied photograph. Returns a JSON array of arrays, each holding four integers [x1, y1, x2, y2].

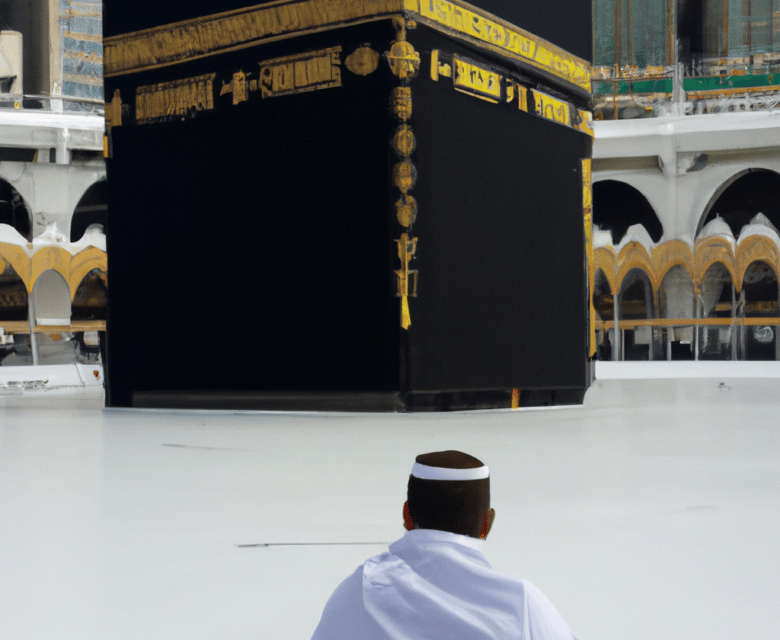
[[591, 0, 780, 361], [0, 1, 106, 387]]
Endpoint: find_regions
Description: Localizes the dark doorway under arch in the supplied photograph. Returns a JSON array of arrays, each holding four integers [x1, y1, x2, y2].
[[742, 261, 779, 361], [71, 180, 107, 242], [0, 264, 29, 366], [593, 269, 614, 361], [619, 268, 655, 360], [0, 264, 28, 322], [699, 263, 735, 360], [71, 270, 107, 321], [700, 170, 780, 237], [0, 179, 32, 241], [593, 180, 663, 244]]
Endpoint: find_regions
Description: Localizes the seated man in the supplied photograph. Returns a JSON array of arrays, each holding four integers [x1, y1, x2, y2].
[[311, 450, 579, 640]]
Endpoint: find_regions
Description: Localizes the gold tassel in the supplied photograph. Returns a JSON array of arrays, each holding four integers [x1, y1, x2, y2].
[[401, 296, 411, 330]]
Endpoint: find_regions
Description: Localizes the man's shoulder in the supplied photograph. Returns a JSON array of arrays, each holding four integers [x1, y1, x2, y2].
[[519, 579, 577, 640], [310, 565, 369, 640], [327, 564, 364, 606]]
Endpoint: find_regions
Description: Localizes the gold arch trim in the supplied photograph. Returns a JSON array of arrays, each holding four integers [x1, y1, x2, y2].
[[0, 245, 107, 301], [736, 235, 780, 289], [594, 246, 618, 295], [69, 247, 108, 300], [31, 247, 73, 294], [652, 239, 695, 288], [695, 235, 737, 289], [595, 235, 780, 295], [0, 243, 33, 293], [617, 242, 657, 292]]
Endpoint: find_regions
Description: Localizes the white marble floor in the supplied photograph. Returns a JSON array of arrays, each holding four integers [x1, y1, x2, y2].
[[2, 367, 779, 640]]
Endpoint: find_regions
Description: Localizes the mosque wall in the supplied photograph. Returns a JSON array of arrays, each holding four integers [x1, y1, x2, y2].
[[591, 117, 780, 361], [591, 0, 780, 361], [0, 0, 106, 372]]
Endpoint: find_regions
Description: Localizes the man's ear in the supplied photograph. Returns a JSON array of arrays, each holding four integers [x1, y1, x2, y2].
[[479, 508, 495, 539], [403, 501, 415, 531]]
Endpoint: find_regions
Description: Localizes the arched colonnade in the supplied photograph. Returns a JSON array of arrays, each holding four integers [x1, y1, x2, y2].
[[594, 234, 780, 361], [0, 231, 107, 366]]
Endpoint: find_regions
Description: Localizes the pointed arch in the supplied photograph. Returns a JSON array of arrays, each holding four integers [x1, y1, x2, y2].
[[694, 235, 737, 288], [653, 239, 696, 289], [659, 264, 696, 320], [736, 235, 780, 291], [69, 247, 108, 301], [0, 178, 32, 241], [593, 180, 663, 244], [593, 245, 618, 294], [71, 269, 107, 321], [32, 269, 71, 326], [698, 169, 780, 237], [0, 263, 28, 323], [617, 242, 658, 293], [619, 268, 655, 319], [30, 246, 72, 294], [0, 242, 32, 293], [71, 179, 108, 242]]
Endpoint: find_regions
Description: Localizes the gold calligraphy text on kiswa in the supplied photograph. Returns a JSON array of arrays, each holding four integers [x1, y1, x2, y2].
[[453, 56, 502, 103], [135, 73, 216, 124], [105, 0, 589, 96], [259, 46, 341, 98], [395, 233, 418, 330], [406, 0, 591, 92], [429, 51, 592, 135], [531, 89, 571, 127]]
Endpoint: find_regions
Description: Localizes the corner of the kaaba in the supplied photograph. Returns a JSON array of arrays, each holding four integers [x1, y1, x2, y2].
[[102, 1, 594, 412]]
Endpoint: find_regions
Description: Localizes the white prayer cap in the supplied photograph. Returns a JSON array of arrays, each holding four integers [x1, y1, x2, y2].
[[410, 450, 489, 481]]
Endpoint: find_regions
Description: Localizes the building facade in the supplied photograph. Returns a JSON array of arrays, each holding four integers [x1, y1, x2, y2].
[[591, 0, 780, 361], [0, 0, 106, 378]]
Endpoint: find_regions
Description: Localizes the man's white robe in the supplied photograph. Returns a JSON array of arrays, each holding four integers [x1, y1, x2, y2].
[[311, 528, 578, 640]]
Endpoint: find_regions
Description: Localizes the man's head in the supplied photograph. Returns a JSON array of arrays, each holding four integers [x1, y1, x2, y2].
[[404, 450, 495, 539]]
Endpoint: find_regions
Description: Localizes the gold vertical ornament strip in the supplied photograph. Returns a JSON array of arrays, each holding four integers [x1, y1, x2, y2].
[[390, 19, 418, 330], [582, 158, 596, 357], [388, 40, 421, 78], [395, 233, 418, 330], [393, 127, 418, 227]]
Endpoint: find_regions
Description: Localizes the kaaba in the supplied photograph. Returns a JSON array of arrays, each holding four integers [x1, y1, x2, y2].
[[103, 0, 595, 411]]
